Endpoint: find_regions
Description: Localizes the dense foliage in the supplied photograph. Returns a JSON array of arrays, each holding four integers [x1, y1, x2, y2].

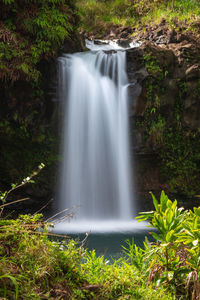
[[0, 0, 76, 82], [0, 191, 200, 299], [137, 191, 200, 299], [0, 0, 79, 190], [0, 215, 172, 299]]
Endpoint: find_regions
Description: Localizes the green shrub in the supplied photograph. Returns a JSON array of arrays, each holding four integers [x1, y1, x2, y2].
[[0, 213, 88, 299], [138, 191, 200, 298]]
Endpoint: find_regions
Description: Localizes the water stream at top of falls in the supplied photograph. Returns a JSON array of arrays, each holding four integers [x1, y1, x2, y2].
[[57, 41, 136, 231]]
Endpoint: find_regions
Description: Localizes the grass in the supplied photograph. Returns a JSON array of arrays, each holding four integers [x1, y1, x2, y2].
[[75, 0, 136, 32], [0, 214, 172, 299], [75, 0, 200, 34]]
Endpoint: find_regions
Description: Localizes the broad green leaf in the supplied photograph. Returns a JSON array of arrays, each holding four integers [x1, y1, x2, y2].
[[150, 192, 158, 211], [165, 230, 174, 242], [160, 190, 168, 211], [151, 231, 161, 241], [0, 274, 18, 299], [194, 207, 200, 217]]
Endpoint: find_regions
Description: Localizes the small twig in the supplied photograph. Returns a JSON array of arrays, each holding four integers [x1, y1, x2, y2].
[[0, 227, 70, 239], [80, 232, 90, 248], [53, 212, 74, 225], [4, 183, 28, 202], [46, 207, 74, 222], [0, 223, 44, 229], [43, 231, 70, 239], [34, 199, 53, 215], [0, 197, 30, 209], [1, 210, 15, 219], [3, 163, 45, 202]]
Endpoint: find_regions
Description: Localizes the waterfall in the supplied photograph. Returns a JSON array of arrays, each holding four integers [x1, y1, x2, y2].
[[57, 41, 135, 230]]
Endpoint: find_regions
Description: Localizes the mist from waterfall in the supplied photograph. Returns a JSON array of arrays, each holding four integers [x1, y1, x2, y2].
[[57, 42, 136, 230]]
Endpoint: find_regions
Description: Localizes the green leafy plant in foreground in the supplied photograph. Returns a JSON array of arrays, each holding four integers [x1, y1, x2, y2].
[[0, 212, 172, 299], [0, 212, 88, 299], [137, 191, 200, 299], [1, 190, 200, 299], [0, 184, 173, 299]]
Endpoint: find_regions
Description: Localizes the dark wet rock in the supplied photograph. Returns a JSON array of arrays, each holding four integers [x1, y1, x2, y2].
[[185, 64, 200, 81], [128, 83, 142, 116], [104, 50, 117, 54], [160, 18, 166, 26], [183, 105, 200, 129], [119, 31, 129, 39], [134, 68, 149, 83], [160, 79, 179, 108], [140, 41, 175, 74], [167, 29, 178, 44], [117, 38, 132, 48], [176, 33, 187, 43], [121, 27, 133, 33], [94, 40, 109, 45]]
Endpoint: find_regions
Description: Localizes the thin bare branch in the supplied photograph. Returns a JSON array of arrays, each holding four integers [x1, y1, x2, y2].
[[46, 207, 73, 222], [0, 197, 30, 209], [0, 227, 70, 239], [3, 163, 45, 202], [172, 0, 175, 10], [0, 208, 3, 218], [80, 232, 90, 248], [34, 199, 53, 215], [5, 183, 28, 201], [52, 212, 74, 225]]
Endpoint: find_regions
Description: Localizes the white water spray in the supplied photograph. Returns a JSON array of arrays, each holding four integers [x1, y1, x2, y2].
[[57, 41, 136, 231]]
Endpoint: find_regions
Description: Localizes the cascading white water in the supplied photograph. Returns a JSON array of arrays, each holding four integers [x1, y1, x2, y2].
[[57, 41, 136, 230]]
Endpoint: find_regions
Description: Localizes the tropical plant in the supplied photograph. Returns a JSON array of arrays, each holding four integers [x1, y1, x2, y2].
[[137, 191, 200, 299]]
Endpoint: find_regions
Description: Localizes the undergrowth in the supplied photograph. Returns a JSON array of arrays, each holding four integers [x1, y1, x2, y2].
[[0, 215, 171, 299], [1, 190, 200, 299]]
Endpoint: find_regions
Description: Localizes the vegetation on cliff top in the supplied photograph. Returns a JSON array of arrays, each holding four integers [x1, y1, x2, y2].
[[76, 0, 200, 34], [1, 0, 198, 83]]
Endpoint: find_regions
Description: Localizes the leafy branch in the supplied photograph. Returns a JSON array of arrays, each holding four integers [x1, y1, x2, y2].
[[0, 162, 45, 206]]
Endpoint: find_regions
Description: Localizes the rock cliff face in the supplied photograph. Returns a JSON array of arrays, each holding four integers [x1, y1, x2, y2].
[[125, 31, 200, 207]]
